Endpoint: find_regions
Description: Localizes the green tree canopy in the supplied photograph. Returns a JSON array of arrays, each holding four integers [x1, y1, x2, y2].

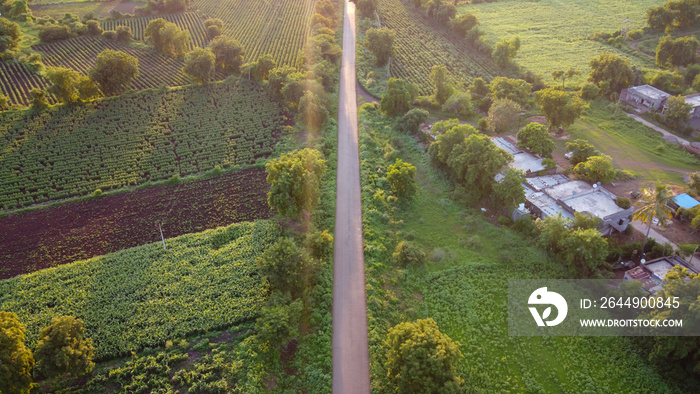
[[516, 122, 555, 157], [0, 17, 21, 55], [255, 293, 303, 347], [387, 158, 417, 200], [560, 228, 609, 277], [204, 18, 223, 39], [663, 95, 692, 131], [493, 168, 525, 214], [450, 12, 478, 37], [487, 98, 521, 134], [535, 87, 587, 130], [397, 108, 429, 134], [144, 18, 190, 56], [89, 49, 139, 96], [0, 311, 34, 394], [265, 148, 327, 217], [588, 52, 633, 96], [565, 139, 598, 166], [573, 154, 616, 184], [364, 27, 395, 67], [430, 64, 454, 105], [208, 35, 245, 74], [30, 88, 48, 109], [183, 47, 215, 84], [441, 91, 473, 117], [551, 67, 579, 89], [633, 183, 675, 253], [47, 67, 99, 104], [299, 90, 329, 132], [656, 35, 699, 68], [384, 318, 464, 393], [355, 0, 378, 18], [492, 36, 520, 67], [381, 78, 418, 117], [489, 76, 532, 107], [257, 238, 320, 298], [35, 316, 95, 379]]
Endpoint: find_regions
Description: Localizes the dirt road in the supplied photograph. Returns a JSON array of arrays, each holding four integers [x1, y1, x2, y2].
[[332, 1, 371, 393]]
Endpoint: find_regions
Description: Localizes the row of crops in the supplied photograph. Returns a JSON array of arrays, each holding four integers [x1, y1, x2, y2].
[[194, 0, 316, 66], [0, 61, 57, 107], [0, 220, 280, 360], [0, 78, 287, 209], [379, 0, 499, 94], [101, 11, 211, 50], [34, 36, 195, 90]]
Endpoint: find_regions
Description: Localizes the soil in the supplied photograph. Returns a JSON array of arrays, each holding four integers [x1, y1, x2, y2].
[[280, 339, 299, 376], [0, 169, 271, 279]]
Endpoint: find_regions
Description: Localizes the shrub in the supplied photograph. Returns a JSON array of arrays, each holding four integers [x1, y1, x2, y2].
[[392, 241, 426, 266], [386, 158, 417, 199], [615, 197, 631, 209], [34, 316, 95, 378], [38, 25, 72, 42], [396, 108, 429, 134], [579, 82, 600, 100], [441, 92, 473, 117]]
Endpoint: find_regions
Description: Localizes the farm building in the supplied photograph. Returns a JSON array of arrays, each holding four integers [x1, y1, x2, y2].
[[622, 85, 670, 111], [518, 174, 634, 235], [671, 193, 700, 210], [622, 256, 698, 294], [492, 137, 551, 176], [683, 93, 700, 118]]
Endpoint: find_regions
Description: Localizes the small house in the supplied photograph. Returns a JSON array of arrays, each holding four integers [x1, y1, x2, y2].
[[623, 85, 670, 111]]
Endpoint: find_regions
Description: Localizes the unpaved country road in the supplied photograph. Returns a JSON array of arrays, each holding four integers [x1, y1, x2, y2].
[[332, 1, 371, 393]]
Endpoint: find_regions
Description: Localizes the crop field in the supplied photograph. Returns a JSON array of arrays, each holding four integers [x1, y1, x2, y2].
[[0, 78, 287, 209], [376, 0, 499, 95], [0, 168, 271, 279], [0, 220, 280, 359], [459, 0, 661, 88], [194, 0, 316, 66], [34, 36, 195, 89], [101, 11, 210, 50], [358, 109, 686, 392], [0, 60, 56, 107], [30, 0, 143, 19]]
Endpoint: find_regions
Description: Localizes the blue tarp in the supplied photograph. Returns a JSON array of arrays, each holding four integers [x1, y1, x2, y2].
[[673, 193, 700, 209]]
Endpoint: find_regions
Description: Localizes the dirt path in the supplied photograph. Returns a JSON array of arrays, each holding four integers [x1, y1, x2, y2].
[[332, 1, 371, 393]]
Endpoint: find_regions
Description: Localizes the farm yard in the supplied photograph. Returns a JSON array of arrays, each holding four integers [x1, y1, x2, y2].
[[459, 0, 660, 87], [0, 168, 271, 279], [0, 220, 280, 360], [34, 36, 198, 89], [374, 0, 499, 95], [0, 78, 286, 209], [194, 0, 317, 66], [101, 12, 210, 50]]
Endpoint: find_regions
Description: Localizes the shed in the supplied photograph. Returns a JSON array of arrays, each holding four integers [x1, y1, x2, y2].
[[672, 193, 700, 210], [625, 85, 670, 110]]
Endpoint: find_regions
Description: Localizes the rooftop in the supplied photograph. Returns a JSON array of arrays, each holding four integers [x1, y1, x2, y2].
[[491, 137, 521, 155], [562, 189, 626, 219], [643, 256, 697, 280], [673, 193, 700, 210], [629, 85, 671, 101], [625, 266, 650, 281], [511, 152, 546, 173], [526, 174, 571, 192], [524, 186, 575, 219], [685, 93, 700, 108], [544, 180, 593, 201]]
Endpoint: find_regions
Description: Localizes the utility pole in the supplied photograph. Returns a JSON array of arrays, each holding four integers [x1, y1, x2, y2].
[[158, 222, 167, 250]]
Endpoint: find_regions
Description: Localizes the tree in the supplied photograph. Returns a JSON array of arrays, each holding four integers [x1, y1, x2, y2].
[[387, 158, 417, 199], [384, 319, 463, 393], [208, 35, 245, 74], [86, 20, 102, 36], [299, 90, 329, 132], [425, 0, 456, 24], [265, 148, 327, 217], [253, 54, 275, 81], [493, 168, 525, 213], [633, 184, 675, 255], [516, 122, 554, 157], [663, 95, 692, 131], [204, 18, 223, 39], [392, 241, 426, 266], [492, 36, 520, 67], [450, 12, 478, 37], [30, 88, 48, 109], [551, 67, 579, 89], [183, 48, 215, 84], [257, 238, 319, 298], [656, 35, 700, 68], [46, 67, 98, 104], [34, 316, 95, 379], [486, 98, 520, 134], [535, 87, 587, 130], [381, 78, 417, 117], [646, 266, 700, 376], [573, 155, 616, 184], [38, 24, 72, 42], [647, 5, 674, 32], [255, 293, 303, 347], [356, 0, 378, 18], [489, 77, 532, 107], [397, 108, 429, 134], [572, 212, 603, 230], [441, 92, 473, 117], [430, 64, 454, 105], [90, 49, 139, 96], [689, 172, 700, 195], [145, 19, 190, 56], [566, 139, 598, 166], [0, 17, 21, 55], [115, 25, 132, 43], [305, 33, 341, 64], [588, 52, 633, 96], [0, 92, 8, 110], [0, 311, 34, 394], [560, 228, 609, 277], [364, 27, 395, 67]]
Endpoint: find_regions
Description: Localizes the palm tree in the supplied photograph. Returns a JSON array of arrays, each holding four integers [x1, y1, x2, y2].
[[632, 183, 675, 255]]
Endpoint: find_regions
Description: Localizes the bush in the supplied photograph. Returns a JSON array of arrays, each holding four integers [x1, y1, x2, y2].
[[35, 316, 95, 378], [441, 92, 473, 117], [102, 30, 117, 40], [477, 118, 488, 131], [513, 215, 538, 238], [396, 108, 429, 134], [386, 158, 417, 200], [615, 197, 631, 209], [392, 241, 426, 266], [39, 25, 72, 42], [579, 82, 600, 100]]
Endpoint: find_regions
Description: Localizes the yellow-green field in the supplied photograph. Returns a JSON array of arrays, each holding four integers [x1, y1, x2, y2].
[[460, 0, 664, 87]]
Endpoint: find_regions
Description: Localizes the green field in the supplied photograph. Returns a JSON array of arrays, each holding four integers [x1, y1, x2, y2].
[[567, 100, 699, 185], [358, 106, 692, 392], [460, 0, 662, 87], [0, 78, 286, 210], [0, 220, 280, 360]]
